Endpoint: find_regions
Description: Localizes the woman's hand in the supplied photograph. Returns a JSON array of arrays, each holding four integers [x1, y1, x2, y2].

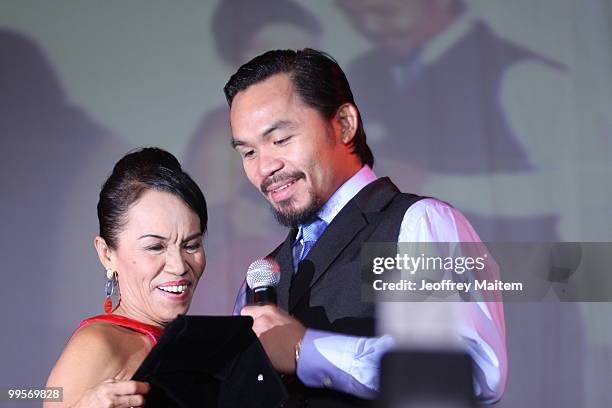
[[72, 379, 150, 408]]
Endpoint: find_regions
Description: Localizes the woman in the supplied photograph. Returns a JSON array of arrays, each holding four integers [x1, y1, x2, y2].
[[45, 147, 207, 407]]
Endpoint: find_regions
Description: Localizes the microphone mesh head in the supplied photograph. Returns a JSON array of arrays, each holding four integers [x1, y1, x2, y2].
[[246, 258, 280, 289]]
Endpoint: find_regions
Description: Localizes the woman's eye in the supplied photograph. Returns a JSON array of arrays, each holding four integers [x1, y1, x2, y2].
[[146, 244, 164, 251], [184, 242, 201, 252]]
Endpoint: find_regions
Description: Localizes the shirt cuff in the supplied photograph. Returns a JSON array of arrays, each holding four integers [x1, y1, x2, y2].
[[296, 329, 389, 399], [296, 329, 353, 393]]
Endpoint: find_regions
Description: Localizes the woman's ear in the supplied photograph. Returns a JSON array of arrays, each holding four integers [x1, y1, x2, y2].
[[334, 103, 359, 144], [94, 236, 114, 271]]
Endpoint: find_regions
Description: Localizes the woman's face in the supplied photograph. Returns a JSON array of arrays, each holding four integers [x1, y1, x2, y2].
[[105, 189, 205, 326]]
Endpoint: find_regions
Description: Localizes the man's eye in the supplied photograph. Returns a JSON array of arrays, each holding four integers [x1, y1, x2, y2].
[[242, 150, 255, 159], [274, 136, 292, 145]]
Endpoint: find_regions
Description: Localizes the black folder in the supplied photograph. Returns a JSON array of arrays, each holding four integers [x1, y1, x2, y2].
[[132, 315, 288, 407]]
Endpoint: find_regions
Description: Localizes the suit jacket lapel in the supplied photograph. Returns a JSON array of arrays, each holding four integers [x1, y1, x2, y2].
[[289, 204, 368, 312], [288, 178, 401, 312], [275, 229, 297, 311]]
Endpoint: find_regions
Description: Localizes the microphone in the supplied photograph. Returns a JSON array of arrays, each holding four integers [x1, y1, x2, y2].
[[246, 258, 280, 305]]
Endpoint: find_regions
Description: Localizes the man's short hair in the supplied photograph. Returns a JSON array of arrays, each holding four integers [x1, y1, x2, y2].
[[224, 48, 374, 168]]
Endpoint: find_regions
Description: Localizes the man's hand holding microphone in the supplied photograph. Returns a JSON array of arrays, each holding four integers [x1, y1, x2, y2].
[[240, 258, 306, 374]]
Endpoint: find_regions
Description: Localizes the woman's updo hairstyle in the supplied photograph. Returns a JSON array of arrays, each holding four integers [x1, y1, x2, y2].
[[97, 147, 207, 249]]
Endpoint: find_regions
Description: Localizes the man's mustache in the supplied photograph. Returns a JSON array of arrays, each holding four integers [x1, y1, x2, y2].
[[260, 171, 305, 194]]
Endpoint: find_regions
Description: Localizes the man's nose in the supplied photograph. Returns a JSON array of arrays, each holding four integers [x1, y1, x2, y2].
[[257, 151, 284, 178]]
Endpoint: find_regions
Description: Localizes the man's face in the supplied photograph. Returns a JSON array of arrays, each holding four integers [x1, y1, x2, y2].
[[229, 73, 351, 227]]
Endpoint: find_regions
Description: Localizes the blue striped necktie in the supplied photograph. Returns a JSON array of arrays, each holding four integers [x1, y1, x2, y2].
[[293, 217, 328, 271]]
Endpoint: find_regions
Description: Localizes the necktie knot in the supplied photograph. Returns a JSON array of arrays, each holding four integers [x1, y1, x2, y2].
[[293, 217, 328, 268], [301, 217, 327, 244]]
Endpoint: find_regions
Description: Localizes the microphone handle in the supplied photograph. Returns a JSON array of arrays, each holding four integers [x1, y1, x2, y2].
[[252, 286, 277, 305]]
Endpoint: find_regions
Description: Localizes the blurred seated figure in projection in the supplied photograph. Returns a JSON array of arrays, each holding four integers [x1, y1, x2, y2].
[[0, 29, 131, 387], [339, 0, 570, 241], [45, 148, 208, 407], [184, 0, 322, 314]]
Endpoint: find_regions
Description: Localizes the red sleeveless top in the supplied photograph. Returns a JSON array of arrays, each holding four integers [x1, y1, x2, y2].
[[76, 314, 164, 345]]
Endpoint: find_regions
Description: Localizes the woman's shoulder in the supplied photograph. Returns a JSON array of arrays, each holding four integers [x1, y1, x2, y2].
[[70, 320, 131, 355], [70, 319, 152, 366], [45, 320, 151, 406], [47, 319, 150, 386], [45, 323, 124, 403], [50, 322, 129, 380]]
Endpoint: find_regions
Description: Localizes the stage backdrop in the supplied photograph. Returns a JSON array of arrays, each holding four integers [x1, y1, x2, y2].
[[1, 1, 611, 407]]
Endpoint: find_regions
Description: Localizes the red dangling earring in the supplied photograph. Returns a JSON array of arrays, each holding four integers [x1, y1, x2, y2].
[[104, 268, 120, 313], [104, 297, 113, 314]]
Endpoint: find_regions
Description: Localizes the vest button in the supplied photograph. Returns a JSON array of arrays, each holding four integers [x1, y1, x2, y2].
[[297, 395, 308, 408]]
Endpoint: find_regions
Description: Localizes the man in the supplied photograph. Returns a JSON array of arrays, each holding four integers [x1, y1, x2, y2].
[[224, 49, 506, 406], [183, 0, 322, 314], [339, 0, 568, 241]]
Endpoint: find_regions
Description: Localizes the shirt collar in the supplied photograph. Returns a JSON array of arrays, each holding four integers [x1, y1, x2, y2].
[[318, 165, 377, 225], [294, 165, 377, 241], [419, 10, 476, 67]]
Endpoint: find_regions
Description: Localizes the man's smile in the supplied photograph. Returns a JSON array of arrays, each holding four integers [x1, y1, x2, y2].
[[267, 178, 302, 203], [261, 172, 306, 203]]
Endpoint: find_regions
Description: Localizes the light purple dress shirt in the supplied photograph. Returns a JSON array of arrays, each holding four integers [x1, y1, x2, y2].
[[234, 166, 507, 404]]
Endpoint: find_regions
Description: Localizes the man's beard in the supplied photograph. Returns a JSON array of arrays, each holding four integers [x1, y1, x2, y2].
[[269, 195, 324, 228], [260, 170, 323, 228]]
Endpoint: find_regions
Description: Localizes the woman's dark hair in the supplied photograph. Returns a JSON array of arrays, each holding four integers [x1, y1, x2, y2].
[[97, 147, 208, 249], [224, 48, 374, 168]]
